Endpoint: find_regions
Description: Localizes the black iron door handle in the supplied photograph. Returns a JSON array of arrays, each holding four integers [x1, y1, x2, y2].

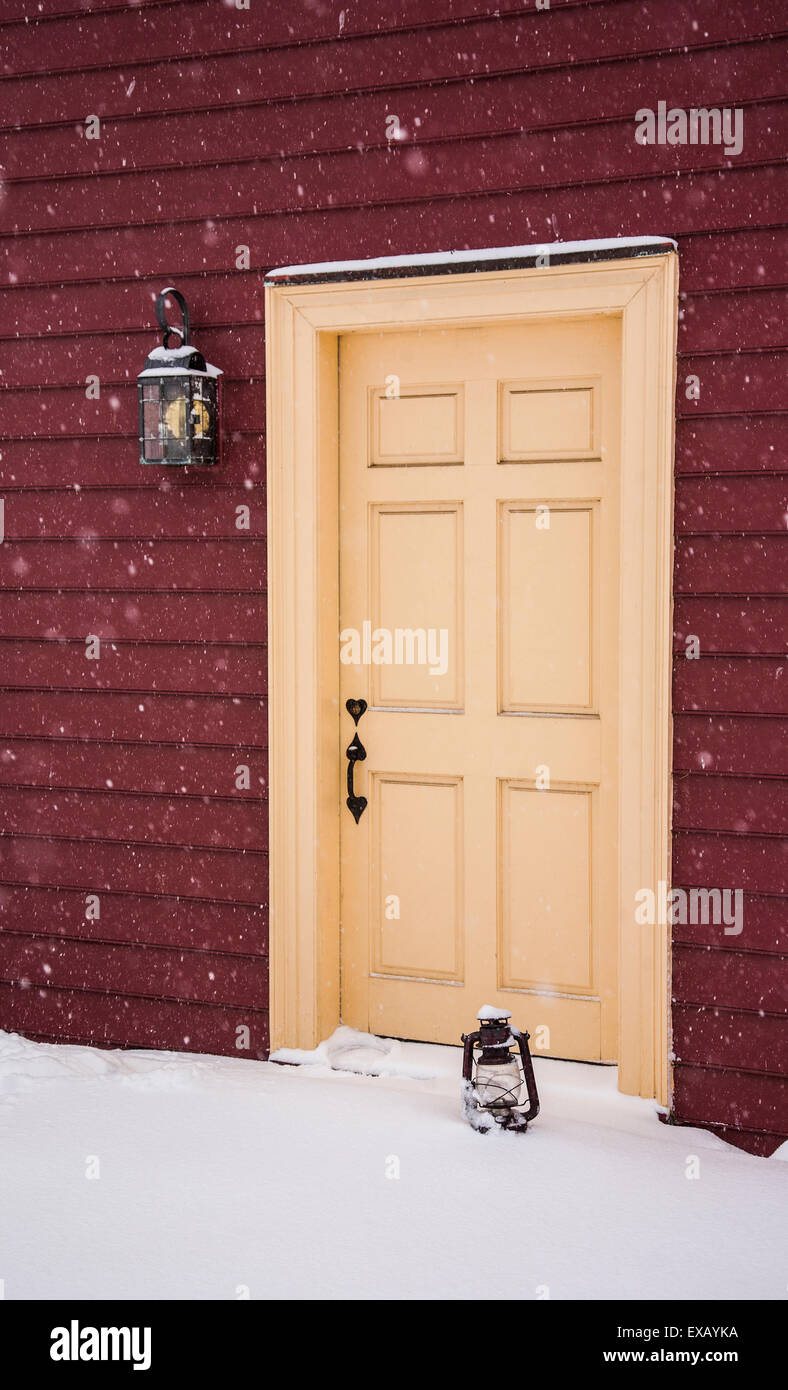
[[345, 698, 368, 823]]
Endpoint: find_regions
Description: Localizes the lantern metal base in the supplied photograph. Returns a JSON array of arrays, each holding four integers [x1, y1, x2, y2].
[[139, 457, 218, 468], [471, 1110, 532, 1135], [491, 1110, 531, 1133]]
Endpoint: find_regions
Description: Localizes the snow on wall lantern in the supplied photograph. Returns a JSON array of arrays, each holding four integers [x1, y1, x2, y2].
[[138, 287, 222, 467], [461, 1007, 540, 1133]]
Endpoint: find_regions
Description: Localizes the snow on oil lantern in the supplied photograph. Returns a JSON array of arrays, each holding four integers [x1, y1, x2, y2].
[[461, 1006, 540, 1133], [138, 287, 222, 467]]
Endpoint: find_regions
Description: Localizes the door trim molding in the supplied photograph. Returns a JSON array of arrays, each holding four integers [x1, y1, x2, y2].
[[265, 253, 678, 1102]]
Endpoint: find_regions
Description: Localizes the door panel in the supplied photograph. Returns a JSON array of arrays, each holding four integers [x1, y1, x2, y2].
[[372, 384, 465, 465], [339, 319, 621, 1060], [372, 773, 463, 982], [499, 501, 597, 714], [370, 503, 463, 709], [499, 780, 594, 993], [500, 377, 601, 461]]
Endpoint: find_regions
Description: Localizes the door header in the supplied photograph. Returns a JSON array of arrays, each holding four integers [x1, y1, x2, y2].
[[265, 236, 677, 287]]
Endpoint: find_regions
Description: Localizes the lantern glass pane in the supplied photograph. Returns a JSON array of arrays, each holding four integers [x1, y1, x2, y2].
[[189, 377, 218, 465], [142, 396, 163, 460], [474, 1059, 523, 1109], [191, 382, 213, 441], [140, 382, 163, 462], [161, 377, 188, 461]]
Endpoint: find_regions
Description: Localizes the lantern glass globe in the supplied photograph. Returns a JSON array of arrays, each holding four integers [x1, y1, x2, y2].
[[474, 1058, 523, 1110]]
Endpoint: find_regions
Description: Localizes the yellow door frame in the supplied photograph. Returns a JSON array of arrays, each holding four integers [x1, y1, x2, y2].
[[265, 249, 678, 1103]]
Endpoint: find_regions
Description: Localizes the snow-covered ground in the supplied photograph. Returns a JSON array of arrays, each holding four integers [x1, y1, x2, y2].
[[0, 1027, 784, 1301]]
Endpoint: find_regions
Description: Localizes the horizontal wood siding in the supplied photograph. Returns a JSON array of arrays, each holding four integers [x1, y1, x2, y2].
[[1, 0, 785, 1148]]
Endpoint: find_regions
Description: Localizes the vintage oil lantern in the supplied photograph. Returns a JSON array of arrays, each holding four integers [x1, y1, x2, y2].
[[137, 287, 222, 467], [461, 1006, 540, 1132]]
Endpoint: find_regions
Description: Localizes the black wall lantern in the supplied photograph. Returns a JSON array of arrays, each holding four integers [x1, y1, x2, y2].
[[138, 287, 222, 467]]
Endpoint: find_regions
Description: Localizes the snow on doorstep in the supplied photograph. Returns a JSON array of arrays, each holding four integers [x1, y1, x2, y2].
[[0, 1028, 785, 1301], [272, 1025, 438, 1079], [265, 236, 677, 281]]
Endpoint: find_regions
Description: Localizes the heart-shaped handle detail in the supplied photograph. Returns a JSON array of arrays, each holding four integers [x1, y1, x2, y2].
[[345, 703, 368, 822], [346, 698, 368, 726]]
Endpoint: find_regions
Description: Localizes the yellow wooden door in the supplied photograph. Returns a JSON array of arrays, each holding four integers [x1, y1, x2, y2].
[[338, 317, 621, 1061]]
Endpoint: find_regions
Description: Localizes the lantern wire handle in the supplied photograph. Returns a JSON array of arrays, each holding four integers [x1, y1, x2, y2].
[[155, 287, 191, 349]]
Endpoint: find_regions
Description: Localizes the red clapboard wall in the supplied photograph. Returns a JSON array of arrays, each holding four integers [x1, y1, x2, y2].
[[0, 0, 786, 1151]]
